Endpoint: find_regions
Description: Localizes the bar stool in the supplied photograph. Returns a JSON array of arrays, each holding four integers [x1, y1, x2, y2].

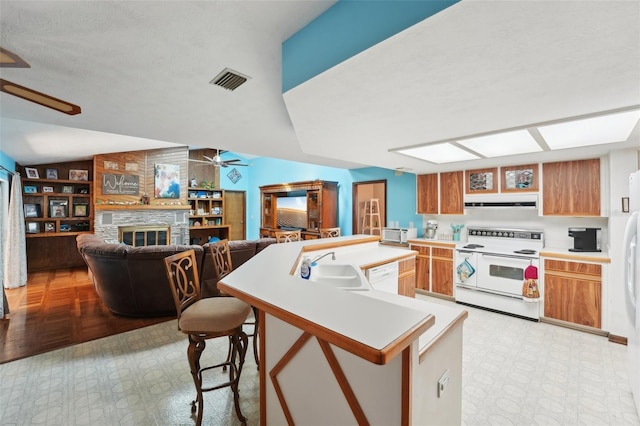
[[320, 227, 341, 238], [208, 239, 260, 367], [275, 229, 301, 243], [163, 249, 250, 425]]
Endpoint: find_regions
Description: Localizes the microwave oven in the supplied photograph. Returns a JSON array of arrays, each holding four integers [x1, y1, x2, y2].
[[381, 227, 417, 244]]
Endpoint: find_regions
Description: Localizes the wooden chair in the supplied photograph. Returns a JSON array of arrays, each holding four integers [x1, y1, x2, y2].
[[275, 229, 301, 243], [209, 239, 259, 367], [163, 249, 250, 425], [320, 227, 341, 238]]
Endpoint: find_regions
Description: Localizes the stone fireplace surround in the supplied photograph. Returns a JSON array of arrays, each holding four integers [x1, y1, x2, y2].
[[93, 209, 190, 245]]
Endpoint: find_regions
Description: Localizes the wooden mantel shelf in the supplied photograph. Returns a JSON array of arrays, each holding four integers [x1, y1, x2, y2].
[[95, 204, 188, 211]]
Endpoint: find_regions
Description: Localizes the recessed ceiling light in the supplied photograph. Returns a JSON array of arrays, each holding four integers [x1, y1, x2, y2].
[[397, 143, 480, 164], [457, 129, 542, 157], [538, 109, 640, 150]]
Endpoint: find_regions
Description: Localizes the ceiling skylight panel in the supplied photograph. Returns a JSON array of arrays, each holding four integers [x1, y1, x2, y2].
[[397, 143, 480, 164], [538, 110, 640, 150], [456, 130, 542, 157]]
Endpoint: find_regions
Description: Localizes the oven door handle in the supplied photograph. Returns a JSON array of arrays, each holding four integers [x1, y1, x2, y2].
[[480, 252, 535, 261]]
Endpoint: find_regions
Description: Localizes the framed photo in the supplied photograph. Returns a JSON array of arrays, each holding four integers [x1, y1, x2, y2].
[[26, 222, 39, 234], [154, 163, 180, 198], [501, 163, 539, 192], [24, 203, 41, 218], [73, 204, 89, 217], [24, 167, 39, 179], [44, 222, 56, 233], [103, 161, 119, 170], [45, 168, 58, 179], [42, 186, 54, 193], [69, 169, 89, 181], [24, 185, 37, 194], [62, 185, 74, 194], [49, 200, 68, 218]]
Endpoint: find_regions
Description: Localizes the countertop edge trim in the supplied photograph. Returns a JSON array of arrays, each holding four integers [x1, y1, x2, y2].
[[418, 310, 468, 363], [218, 281, 434, 365], [539, 251, 611, 263]]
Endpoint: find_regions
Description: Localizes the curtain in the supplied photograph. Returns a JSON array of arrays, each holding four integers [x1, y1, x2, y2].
[[3, 173, 27, 290]]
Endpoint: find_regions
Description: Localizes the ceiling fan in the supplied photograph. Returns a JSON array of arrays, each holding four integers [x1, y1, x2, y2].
[[0, 47, 81, 115], [189, 149, 248, 167]]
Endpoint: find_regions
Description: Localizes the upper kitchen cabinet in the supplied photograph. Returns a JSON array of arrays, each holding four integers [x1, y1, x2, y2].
[[440, 171, 464, 215], [542, 158, 601, 216], [465, 167, 498, 194], [500, 163, 539, 193], [416, 173, 438, 214]]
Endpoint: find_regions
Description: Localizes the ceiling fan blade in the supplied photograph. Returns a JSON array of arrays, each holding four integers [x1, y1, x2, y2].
[[0, 78, 81, 115], [188, 159, 211, 164], [203, 155, 215, 162], [224, 159, 242, 163]]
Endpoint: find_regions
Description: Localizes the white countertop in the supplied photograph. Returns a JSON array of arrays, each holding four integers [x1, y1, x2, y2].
[[218, 235, 466, 363]]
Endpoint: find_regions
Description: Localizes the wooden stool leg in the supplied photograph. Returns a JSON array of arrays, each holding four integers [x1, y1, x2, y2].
[[252, 307, 260, 369], [187, 335, 206, 426]]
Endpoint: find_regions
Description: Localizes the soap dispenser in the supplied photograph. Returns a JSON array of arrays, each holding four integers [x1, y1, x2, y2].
[[300, 257, 312, 280]]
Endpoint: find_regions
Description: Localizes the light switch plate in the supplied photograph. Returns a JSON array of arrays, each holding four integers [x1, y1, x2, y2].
[[437, 369, 450, 398]]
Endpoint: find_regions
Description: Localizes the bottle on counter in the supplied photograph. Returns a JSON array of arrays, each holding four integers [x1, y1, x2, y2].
[[300, 257, 312, 280]]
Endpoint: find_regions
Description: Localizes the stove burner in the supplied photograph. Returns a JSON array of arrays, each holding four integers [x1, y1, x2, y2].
[[514, 249, 537, 255], [463, 244, 484, 249]]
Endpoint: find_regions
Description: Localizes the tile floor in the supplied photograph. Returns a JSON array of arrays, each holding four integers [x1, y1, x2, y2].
[[1, 296, 639, 425]]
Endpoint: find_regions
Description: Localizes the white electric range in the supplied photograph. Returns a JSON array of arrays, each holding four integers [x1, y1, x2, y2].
[[454, 226, 544, 320]]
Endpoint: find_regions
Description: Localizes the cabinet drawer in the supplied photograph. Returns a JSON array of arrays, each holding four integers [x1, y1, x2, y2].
[[410, 245, 430, 255], [544, 259, 602, 279], [432, 247, 453, 259]]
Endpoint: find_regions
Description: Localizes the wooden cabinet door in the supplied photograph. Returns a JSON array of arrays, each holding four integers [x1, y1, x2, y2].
[[544, 275, 601, 328], [411, 245, 431, 291], [542, 158, 600, 216], [417, 174, 438, 214], [398, 257, 416, 298], [439, 171, 463, 215], [431, 247, 454, 296]]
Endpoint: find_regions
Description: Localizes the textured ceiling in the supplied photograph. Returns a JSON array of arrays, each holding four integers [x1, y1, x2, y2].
[[1, 0, 639, 173]]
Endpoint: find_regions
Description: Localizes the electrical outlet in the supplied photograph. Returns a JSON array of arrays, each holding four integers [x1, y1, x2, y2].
[[437, 369, 450, 398]]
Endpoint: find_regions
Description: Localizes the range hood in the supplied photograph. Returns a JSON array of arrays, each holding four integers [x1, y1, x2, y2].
[[464, 194, 538, 209]]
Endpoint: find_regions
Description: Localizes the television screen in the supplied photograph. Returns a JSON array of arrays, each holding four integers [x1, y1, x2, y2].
[[276, 196, 307, 229]]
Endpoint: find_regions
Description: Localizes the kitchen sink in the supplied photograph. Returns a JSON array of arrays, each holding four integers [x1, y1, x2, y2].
[[308, 264, 371, 291]]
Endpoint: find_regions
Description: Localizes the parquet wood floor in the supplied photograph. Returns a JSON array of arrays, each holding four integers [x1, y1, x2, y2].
[[1, 267, 174, 364]]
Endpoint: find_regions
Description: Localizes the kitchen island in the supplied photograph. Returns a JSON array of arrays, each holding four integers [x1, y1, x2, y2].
[[218, 235, 468, 425]]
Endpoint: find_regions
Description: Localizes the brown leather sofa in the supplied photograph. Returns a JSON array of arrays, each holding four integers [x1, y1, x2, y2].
[[76, 234, 277, 317], [200, 238, 276, 297]]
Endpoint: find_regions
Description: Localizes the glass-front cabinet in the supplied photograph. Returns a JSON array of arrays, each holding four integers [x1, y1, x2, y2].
[[262, 193, 274, 229], [307, 190, 320, 231]]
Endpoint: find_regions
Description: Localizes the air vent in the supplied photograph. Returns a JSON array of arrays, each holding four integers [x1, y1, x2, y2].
[[210, 68, 250, 91]]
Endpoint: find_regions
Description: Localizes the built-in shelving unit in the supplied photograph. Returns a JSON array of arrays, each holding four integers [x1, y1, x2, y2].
[[188, 187, 230, 243]]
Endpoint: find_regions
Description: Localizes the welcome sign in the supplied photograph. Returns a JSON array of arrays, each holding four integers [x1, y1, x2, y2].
[[102, 174, 140, 195]]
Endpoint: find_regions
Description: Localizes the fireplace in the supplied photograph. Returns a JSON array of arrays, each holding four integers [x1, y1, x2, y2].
[[118, 225, 170, 247], [93, 209, 190, 245]]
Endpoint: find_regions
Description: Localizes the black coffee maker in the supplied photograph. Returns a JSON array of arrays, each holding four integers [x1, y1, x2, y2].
[[568, 227, 601, 252]]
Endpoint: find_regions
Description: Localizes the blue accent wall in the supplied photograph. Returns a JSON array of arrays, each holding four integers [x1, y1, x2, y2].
[[282, 0, 460, 92], [0, 151, 16, 181], [221, 152, 421, 240]]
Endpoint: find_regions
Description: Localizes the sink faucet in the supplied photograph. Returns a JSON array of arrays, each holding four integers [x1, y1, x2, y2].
[[311, 251, 336, 265]]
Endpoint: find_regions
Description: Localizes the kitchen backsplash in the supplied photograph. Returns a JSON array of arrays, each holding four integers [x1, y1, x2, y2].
[[419, 208, 609, 251]]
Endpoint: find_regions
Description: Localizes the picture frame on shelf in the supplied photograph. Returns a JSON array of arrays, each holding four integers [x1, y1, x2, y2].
[[44, 222, 56, 233], [62, 185, 74, 194], [24, 185, 37, 194], [69, 169, 89, 181], [73, 204, 89, 217], [24, 203, 41, 218], [26, 222, 39, 234], [46, 168, 58, 179], [49, 200, 68, 218], [24, 167, 39, 179], [42, 186, 54, 193]]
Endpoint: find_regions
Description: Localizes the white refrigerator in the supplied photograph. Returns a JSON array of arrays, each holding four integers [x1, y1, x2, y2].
[[623, 170, 640, 416]]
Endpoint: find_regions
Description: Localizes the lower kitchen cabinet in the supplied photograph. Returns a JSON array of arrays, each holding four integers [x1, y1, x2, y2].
[[410, 242, 455, 298], [398, 257, 416, 298], [543, 259, 602, 328]]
